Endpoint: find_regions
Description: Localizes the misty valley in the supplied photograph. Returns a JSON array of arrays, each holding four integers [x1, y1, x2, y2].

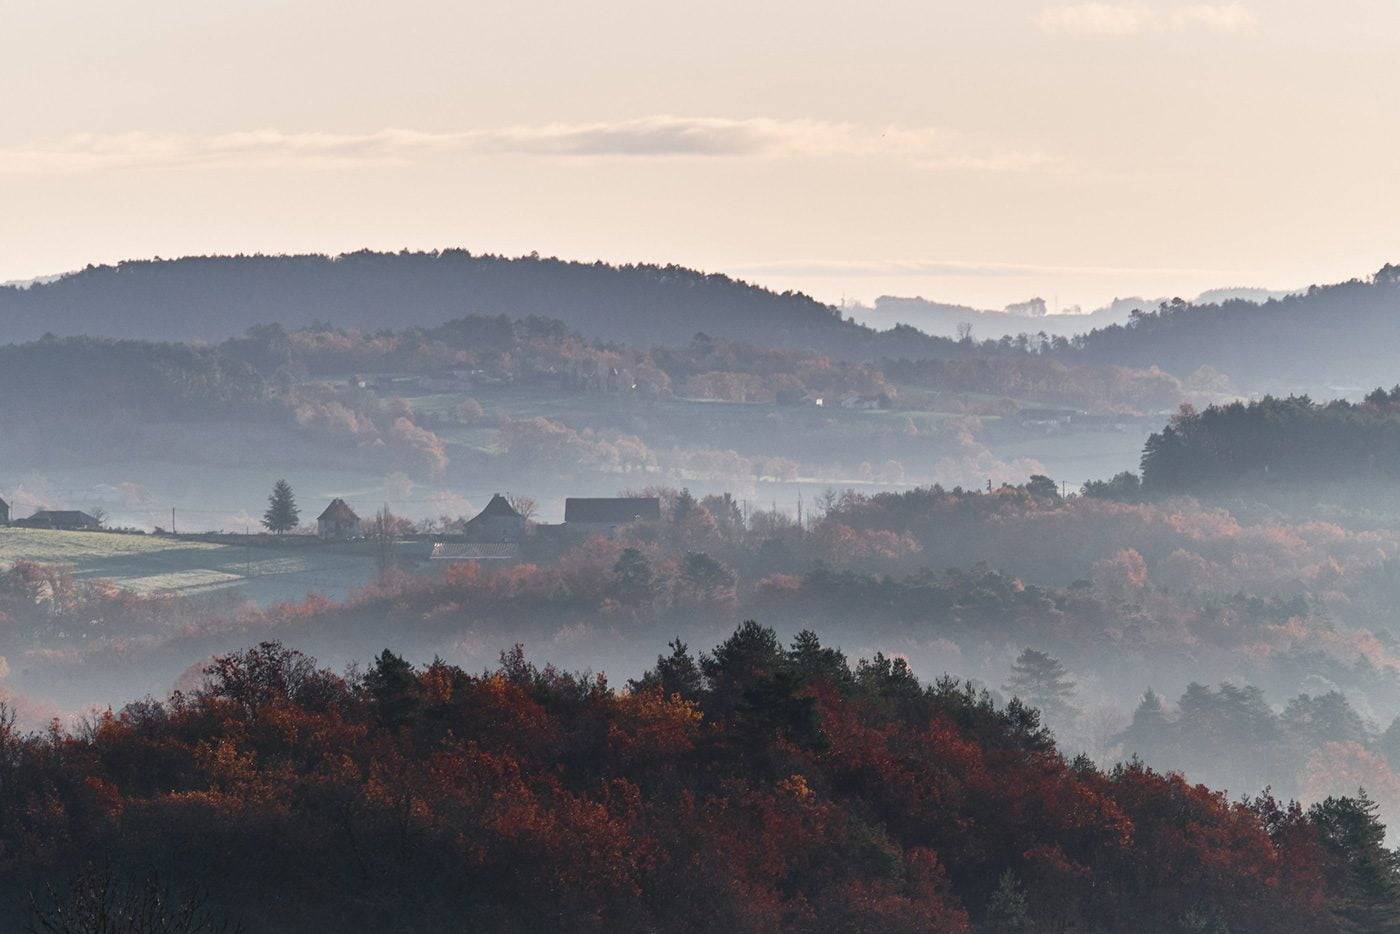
[[2, 254, 1400, 930]]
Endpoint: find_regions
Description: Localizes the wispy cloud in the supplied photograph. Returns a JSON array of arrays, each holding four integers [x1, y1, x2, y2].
[[1036, 3, 1256, 37], [0, 117, 1049, 174], [731, 258, 1237, 279]]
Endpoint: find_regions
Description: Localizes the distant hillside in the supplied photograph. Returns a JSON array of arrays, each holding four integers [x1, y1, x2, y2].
[[1138, 392, 1400, 492], [0, 250, 959, 360], [855, 288, 1295, 342], [857, 295, 1135, 340], [1192, 286, 1296, 306], [1069, 266, 1400, 392]]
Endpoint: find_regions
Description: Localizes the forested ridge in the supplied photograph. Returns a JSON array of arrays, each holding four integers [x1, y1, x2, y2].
[[1065, 265, 1400, 391], [3, 628, 1395, 933], [8, 252, 1400, 392], [0, 319, 1187, 486], [1138, 390, 1400, 491], [0, 251, 954, 359]]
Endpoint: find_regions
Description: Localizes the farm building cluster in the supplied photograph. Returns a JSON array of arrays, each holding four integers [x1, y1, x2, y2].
[[313, 493, 662, 563], [0, 499, 101, 531], [2, 487, 662, 568]]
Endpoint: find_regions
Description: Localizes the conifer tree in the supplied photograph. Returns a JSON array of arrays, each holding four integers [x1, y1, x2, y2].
[[262, 479, 299, 534], [1005, 648, 1077, 722], [1116, 687, 1171, 760], [985, 871, 1033, 933], [1308, 792, 1400, 931]]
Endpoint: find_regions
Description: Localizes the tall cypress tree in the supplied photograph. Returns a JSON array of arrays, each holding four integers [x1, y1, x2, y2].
[[262, 479, 299, 534]]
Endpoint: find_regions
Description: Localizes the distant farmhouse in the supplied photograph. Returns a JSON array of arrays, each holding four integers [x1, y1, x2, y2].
[[0, 495, 8, 526], [317, 499, 361, 540], [18, 510, 100, 531], [461, 494, 527, 543], [430, 493, 662, 562], [429, 494, 526, 562], [564, 497, 661, 535]]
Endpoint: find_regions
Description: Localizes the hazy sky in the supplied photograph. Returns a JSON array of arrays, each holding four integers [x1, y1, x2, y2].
[[4, 0, 1400, 308]]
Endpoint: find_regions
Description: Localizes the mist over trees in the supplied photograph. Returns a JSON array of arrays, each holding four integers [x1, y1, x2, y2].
[[8, 249, 1400, 930], [0, 628, 1393, 932], [7, 253, 1400, 398], [1064, 265, 1400, 393]]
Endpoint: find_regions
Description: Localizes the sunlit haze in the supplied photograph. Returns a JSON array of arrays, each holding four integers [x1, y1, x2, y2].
[[5, 1, 1399, 306], [8, 4, 1400, 929]]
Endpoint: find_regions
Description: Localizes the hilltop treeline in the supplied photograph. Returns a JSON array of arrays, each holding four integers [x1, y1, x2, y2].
[[1066, 265, 1400, 392], [1139, 391, 1400, 491], [0, 250, 954, 359], [9, 250, 1400, 393], [1119, 682, 1400, 819], [2, 628, 1393, 932]]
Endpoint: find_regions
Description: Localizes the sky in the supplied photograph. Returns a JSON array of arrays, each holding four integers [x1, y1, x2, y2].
[[4, 0, 1400, 309]]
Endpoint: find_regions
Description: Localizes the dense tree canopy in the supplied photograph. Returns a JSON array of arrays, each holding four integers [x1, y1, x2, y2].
[[1, 627, 1388, 932], [0, 251, 949, 359], [1064, 265, 1400, 392], [1140, 392, 1400, 491]]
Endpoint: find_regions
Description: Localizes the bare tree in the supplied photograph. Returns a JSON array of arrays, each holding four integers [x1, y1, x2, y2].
[[371, 505, 399, 575], [505, 493, 538, 522], [28, 868, 241, 934]]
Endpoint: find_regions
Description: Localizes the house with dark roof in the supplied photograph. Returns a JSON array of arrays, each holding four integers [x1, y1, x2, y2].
[[462, 493, 527, 543], [18, 510, 100, 531], [317, 499, 361, 540], [0, 496, 8, 526], [564, 497, 661, 534]]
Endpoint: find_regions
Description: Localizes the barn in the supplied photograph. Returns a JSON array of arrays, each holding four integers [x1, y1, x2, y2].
[[317, 499, 362, 540]]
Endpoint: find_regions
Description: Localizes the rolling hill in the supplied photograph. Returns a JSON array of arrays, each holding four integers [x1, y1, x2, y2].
[[0, 250, 958, 360], [1068, 266, 1400, 393]]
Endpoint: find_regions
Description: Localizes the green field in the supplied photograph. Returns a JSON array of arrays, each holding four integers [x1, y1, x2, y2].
[[0, 528, 379, 604]]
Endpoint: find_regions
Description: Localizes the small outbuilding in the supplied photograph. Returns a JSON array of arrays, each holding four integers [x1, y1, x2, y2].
[[317, 499, 361, 540], [0, 496, 8, 526]]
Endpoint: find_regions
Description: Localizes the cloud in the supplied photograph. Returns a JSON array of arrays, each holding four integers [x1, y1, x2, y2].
[[0, 117, 1048, 175], [1036, 3, 1256, 37], [730, 258, 1236, 279]]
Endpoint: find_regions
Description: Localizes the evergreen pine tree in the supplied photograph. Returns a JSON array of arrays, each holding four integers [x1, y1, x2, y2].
[[1308, 792, 1400, 932], [672, 488, 697, 523], [985, 870, 1033, 933], [787, 630, 851, 687], [363, 649, 420, 727], [1116, 687, 1171, 760], [1005, 648, 1077, 722], [628, 638, 703, 699], [262, 479, 300, 534]]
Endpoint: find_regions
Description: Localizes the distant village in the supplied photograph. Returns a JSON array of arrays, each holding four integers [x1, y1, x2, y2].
[[0, 488, 662, 566], [317, 493, 662, 563]]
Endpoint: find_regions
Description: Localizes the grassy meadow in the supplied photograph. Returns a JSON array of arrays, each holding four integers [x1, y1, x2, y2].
[[0, 527, 379, 604]]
